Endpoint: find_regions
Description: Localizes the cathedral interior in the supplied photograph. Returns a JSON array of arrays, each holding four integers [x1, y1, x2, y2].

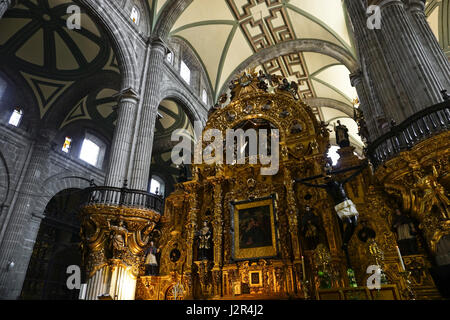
[[0, 0, 449, 301]]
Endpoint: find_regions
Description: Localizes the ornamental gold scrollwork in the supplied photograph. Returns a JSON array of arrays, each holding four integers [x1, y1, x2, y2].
[[80, 205, 160, 278]]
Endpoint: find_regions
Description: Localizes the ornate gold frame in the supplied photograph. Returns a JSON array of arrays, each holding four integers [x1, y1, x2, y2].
[[231, 196, 278, 261], [249, 271, 263, 287]]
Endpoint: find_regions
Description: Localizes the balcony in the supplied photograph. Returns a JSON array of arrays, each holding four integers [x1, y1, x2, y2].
[[367, 100, 450, 169], [83, 186, 164, 214]]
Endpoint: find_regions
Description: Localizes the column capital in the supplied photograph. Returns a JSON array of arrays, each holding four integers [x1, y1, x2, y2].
[[350, 71, 363, 87], [114, 88, 140, 103], [369, 0, 403, 10], [405, 0, 425, 13], [148, 37, 169, 54]]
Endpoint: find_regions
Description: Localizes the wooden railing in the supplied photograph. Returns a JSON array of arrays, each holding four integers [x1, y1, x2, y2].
[[367, 100, 450, 168], [83, 186, 164, 213]]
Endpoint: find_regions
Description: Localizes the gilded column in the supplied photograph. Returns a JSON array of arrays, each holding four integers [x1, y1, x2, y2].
[[377, 0, 444, 111], [212, 182, 223, 297], [283, 168, 301, 262], [129, 39, 167, 190], [105, 89, 139, 188], [406, 0, 450, 90], [0, 0, 15, 19], [0, 129, 56, 299], [184, 183, 199, 273]]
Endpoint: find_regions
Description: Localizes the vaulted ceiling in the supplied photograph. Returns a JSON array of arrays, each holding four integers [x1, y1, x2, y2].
[[153, 0, 363, 148], [426, 0, 450, 58], [0, 0, 121, 137]]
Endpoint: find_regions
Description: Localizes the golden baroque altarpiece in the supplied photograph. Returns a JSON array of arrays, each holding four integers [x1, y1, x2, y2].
[[81, 71, 449, 300]]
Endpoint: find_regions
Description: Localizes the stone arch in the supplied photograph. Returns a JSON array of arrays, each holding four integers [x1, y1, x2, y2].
[[217, 39, 358, 98], [167, 36, 213, 103], [159, 87, 207, 125], [305, 98, 354, 118], [79, 0, 144, 91], [153, 0, 193, 40], [33, 173, 93, 219]]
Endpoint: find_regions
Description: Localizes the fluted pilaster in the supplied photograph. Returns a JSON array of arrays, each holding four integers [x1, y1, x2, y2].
[[378, 0, 443, 110], [129, 39, 167, 190], [406, 0, 450, 90], [0, 129, 56, 299], [105, 89, 139, 188]]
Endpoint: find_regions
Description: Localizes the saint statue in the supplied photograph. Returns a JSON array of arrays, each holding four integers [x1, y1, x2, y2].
[[300, 206, 321, 250], [107, 220, 129, 255], [144, 241, 160, 276], [334, 120, 350, 148], [392, 209, 419, 256], [196, 221, 212, 261], [295, 162, 367, 267]]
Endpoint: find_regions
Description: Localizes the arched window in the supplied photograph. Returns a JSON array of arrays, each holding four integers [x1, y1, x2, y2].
[[202, 89, 208, 104], [166, 51, 174, 64], [62, 137, 72, 153], [180, 60, 191, 84], [79, 133, 106, 168], [8, 107, 23, 127], [149, 175, 165, 197], [130, 6, 140, 25]]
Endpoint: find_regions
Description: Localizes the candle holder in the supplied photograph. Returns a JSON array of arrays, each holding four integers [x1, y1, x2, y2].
[[399, 271, 416, 300]]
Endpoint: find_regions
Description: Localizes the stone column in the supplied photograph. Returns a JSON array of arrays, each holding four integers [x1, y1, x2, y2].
[[105, 89, 139, 188], [129, 39, 167, 191], [0, 0, 15, 19], [350, 71, 381, 140], [344, 0, 411, 130], [377, 0, 444, 111], [0, 129, 56, 299], [406, 0, 450, 90]]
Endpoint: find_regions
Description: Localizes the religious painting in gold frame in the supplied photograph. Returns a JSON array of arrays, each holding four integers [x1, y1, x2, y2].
[[231, 196, 278, 261]]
